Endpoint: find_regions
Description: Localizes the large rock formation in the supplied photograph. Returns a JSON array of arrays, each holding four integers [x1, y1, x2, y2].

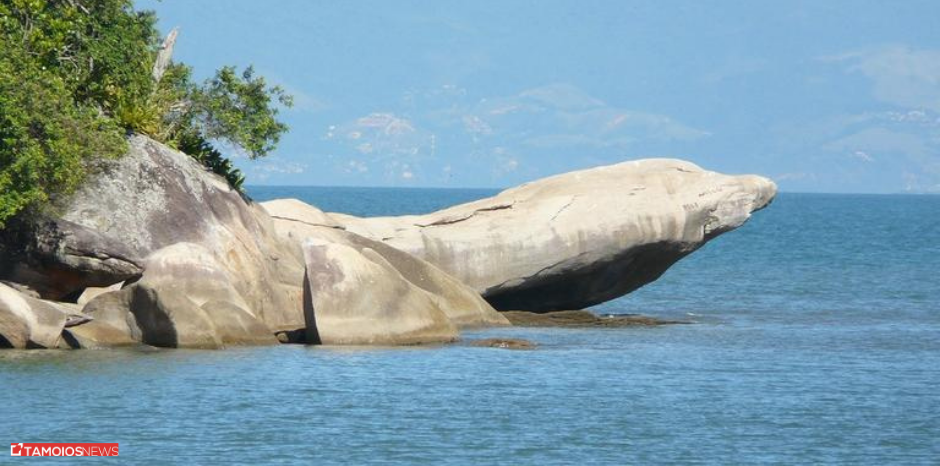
[[0, 135, 305, 331], [0, 133, 776, 349], [326, 159, 776, 311], [0, 135, 510, 349]]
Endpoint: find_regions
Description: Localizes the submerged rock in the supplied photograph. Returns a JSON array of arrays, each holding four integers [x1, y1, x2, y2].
[[468, 338, 537, 350], [502, 310, 688, 327], [326, 159, 776, 311]]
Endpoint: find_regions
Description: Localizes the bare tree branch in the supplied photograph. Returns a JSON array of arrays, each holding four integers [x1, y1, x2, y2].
[[152, 27, 179, 84]]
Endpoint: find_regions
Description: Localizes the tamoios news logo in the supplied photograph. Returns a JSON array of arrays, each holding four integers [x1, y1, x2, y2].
[[11, 443, 119, 457]]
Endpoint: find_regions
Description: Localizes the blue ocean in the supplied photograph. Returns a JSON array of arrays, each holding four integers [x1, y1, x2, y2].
[[2, 188, 938, 464]]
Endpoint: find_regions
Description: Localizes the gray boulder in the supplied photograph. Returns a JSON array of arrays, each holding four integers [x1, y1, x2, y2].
[[326, 159, 776, 311]]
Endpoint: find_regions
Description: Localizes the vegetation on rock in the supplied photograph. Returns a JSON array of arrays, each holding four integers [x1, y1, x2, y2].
[[0, 0, 291, 227]]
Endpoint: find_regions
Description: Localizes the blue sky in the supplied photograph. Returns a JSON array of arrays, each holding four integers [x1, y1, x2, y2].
[[140, 0, 940, 193]]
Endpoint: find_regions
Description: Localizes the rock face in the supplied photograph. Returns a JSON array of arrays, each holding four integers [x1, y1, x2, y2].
[[328, 159, 776, 311], [264, 198, 509, 344], [302, 239, 459, 345], [262, 200, 509, 329], [0, 135, 305, 331]]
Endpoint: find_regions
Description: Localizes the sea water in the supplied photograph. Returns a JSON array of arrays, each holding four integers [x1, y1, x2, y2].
[[1, 189, 937, 464]]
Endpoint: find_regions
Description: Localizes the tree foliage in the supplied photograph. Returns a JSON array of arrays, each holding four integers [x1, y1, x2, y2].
[[0, 0, 292, 227], [191, 66, 293, 159]]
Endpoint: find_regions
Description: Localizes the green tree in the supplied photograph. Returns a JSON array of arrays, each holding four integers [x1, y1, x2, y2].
[[188, 66, 293, 159], [0, 0, 292, 228], [158, 64, 293, 189]]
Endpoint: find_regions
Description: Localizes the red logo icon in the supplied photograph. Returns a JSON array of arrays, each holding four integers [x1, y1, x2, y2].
[[10, 443, 119, 456]]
